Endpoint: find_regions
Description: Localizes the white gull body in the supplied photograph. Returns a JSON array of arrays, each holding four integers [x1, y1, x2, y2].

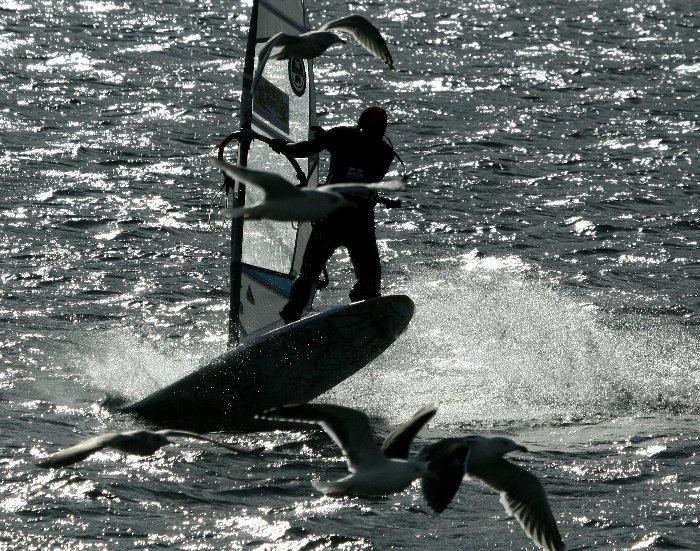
[[210, 158, 405, 222], [251, 14, 394, 92], [37, 429, 251, 468], [257, 403, 436, 497], [419, 435, 566, 551]]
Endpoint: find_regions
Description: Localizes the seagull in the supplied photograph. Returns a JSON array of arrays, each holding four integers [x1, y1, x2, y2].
[[251, 14, 394, 92], [381, 404, 438, 459], [418, 436, 566, 551], [37, 429, 256, 468], [256, 403, 436, 497], [211, 158, 406, 222]]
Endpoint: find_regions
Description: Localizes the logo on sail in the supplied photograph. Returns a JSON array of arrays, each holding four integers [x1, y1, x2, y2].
[[288, 58, 306, 96]]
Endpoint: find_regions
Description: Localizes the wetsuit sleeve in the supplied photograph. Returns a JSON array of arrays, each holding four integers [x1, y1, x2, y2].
[[283, 128, 341, 158], [283, 138, 324, 158]]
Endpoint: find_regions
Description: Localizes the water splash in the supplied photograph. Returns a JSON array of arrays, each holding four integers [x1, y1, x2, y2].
[[67, 329, 208, 402], [58, 254, 700, 422], [327, 255, 700, 424]]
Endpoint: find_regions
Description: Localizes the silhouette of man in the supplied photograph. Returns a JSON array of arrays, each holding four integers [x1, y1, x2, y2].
[[272, 106, 399, 324]]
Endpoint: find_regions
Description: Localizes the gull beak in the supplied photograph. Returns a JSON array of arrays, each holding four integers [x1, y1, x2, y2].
[[516, 445, 528, 453]]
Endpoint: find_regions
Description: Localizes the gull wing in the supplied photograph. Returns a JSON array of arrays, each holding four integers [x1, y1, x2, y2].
[[251, 32, 293, 92], [211, 159, 302, 199], [257, 403, 385, 472], [221, 206, 260, 220], [156, 430, 261, 454], [37, 433, 121, 468], [474, 459, 566, 551], [418, 438, 471, 513], [321, 176, 407, 195], [320, 15, 394, 69], [381, 404, 437, 459]]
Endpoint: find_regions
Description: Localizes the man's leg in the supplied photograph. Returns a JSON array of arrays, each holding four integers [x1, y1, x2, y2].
[[347, 214, 381, 303], [280, 222, 337, 324]]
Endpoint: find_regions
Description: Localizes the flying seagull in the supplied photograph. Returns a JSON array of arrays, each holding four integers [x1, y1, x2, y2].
[[419, 436, 566, 551], [211, 158, 406, 222], [381, 404, 438, 459], [251, 14, 394, 92], [256, 403, 436, 497], [37, 429, 256, 468]]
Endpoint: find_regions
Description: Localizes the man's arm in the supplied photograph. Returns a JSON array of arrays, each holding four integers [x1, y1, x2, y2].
[[283, 138, 326, 158], [271, 127, 334, 158], [270, 126, 342, 157]]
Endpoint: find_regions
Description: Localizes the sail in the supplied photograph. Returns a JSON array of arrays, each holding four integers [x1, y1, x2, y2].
[[234, 0, 318, 340]]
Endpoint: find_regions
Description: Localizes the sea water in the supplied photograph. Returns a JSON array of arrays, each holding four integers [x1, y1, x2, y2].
[[1, 0, 699, 549]]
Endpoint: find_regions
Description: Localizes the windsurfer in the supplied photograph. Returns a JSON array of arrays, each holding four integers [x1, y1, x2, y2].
[[271, 105, 401, 324]]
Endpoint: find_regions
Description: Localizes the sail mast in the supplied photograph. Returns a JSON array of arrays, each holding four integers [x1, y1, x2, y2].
[[228, 0, 260, 347]]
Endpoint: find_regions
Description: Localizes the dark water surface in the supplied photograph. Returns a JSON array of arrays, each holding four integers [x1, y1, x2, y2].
[[2, 0, 699, 549]]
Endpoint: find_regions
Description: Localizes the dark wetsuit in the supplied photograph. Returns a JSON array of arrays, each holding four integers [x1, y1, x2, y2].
[[279, 125, 396, 324]]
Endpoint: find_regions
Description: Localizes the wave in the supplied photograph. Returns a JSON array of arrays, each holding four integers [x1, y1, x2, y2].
[[325, 254, 700, 424], [60, 253, 700, 424], [66, 329, 216, 402]]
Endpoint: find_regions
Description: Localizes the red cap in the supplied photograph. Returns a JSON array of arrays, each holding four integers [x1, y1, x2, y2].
[[358, 106, 388, 136]]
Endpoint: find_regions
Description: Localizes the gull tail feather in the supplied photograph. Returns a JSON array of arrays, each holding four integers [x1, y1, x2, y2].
[[223, 207, 252, 219]]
